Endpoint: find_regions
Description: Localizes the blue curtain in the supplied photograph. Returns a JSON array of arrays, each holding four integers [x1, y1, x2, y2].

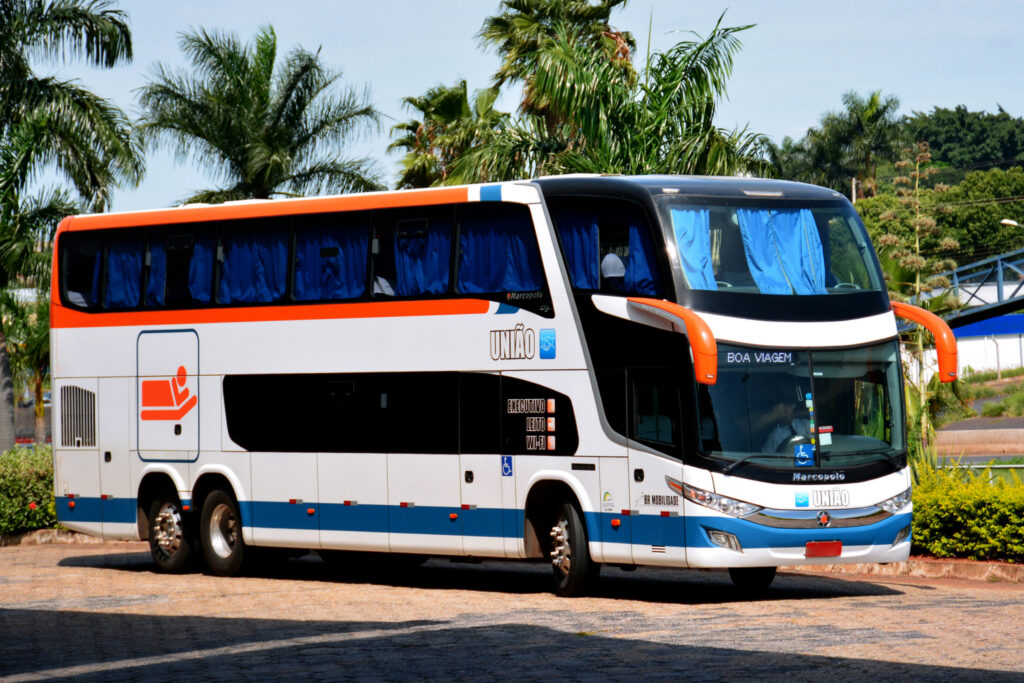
[[458, 213, 544, 293], [294, 223, 369, 301], [625, 224, 662, 295], [104, 237, 142, 309], [556, 215, 600, 289], [736, 209, 827, 295], [217, 230, 287, 304], [394, 219, 451, 296], [145, 242, 166, 306], [189, 235, 215, 304], [670, 208, 715, 291]]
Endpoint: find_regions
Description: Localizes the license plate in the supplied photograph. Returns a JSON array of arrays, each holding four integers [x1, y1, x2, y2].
[[805, 540, 842, 558]]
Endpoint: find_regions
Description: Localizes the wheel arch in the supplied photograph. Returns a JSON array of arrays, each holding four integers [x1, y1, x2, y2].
[[136, 467, 186, 540], [522, 472, 596, 560], [190, 465, 250, 544]]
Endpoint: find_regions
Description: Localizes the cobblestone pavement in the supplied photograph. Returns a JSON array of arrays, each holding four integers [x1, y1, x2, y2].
[[2, 542, 1023, 681]]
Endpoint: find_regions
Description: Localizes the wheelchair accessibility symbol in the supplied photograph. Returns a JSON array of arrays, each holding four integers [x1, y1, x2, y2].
[[501, 456, 513, 477]]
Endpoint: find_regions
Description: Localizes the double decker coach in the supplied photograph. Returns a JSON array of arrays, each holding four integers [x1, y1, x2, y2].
[[50, 175, 956, 595]]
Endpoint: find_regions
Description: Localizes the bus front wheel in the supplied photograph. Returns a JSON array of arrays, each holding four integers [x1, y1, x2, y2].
[[148, 495, 194, 573], [201, 489, 246, 576], [549, 501, 599, 597]]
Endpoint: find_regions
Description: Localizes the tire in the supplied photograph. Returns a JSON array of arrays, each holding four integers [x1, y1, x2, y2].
[[148, 494, 195, 573], [728, 566, 777, 593], [200, 489, 247, 576], [549, 501, 600, 597]]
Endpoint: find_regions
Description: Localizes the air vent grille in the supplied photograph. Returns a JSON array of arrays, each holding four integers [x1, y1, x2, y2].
[[60, 385, 96, 448]]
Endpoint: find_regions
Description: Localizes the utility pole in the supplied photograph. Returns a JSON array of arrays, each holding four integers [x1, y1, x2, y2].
[[850, 177, 857, 204]]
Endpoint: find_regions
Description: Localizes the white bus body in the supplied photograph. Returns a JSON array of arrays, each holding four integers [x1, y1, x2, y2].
[[51, 176, 951, 595]]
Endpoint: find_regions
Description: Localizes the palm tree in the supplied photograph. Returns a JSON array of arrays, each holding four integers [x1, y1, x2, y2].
[[137, 25, 383, 204], [821, 90, 904, 197], [478, 0, 634, 126], [1, 292, 52, 443], [452, 15, 768, 182], [388, 80, 507, 188], [0, 0, 142, 452], [0, 0, 143, 210]]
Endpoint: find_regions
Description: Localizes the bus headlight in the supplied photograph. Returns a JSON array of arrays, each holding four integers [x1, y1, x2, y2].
[[878, 488, 912, 514], [681, 482, 761, 518]]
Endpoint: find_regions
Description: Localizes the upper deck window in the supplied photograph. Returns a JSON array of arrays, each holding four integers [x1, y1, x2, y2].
[[217, 219, 289, 304], [293, 212, 369, 301], [547, 197, 663, 297], [456, 203, 544, 294], [664, 199, 882, 295]]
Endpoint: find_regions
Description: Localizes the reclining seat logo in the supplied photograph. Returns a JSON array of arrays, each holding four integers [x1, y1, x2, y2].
[[141, 365, 198, 421]]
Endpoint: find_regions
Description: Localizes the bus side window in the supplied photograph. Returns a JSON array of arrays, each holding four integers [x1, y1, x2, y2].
[[382, 373, 458, 454], [292, 212, 370, 301], [147, 231, 216, 308], [456, 203, 545, 295], [629, 369, 681, 456], [548, 197, 663, 296], [103, 234, 143, 310], [460, 373, 501, 454], [217, 218, 289, 304], [61, 233, 104, 309], [393, 216, 452, 296]]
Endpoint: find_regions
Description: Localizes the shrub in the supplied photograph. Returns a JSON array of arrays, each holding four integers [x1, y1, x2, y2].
[[981, 401, 1007, 417], [912, 464, 1024, 562], [0, 445, 56, 536]]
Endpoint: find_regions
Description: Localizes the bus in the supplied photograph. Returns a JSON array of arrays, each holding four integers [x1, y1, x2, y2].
[[50, 175, 957, 596]]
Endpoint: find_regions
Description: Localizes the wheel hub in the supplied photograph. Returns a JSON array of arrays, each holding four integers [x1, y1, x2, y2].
[[153, 504, 182, 556], [209, 503, 238, 559], [549, 516, 571, 576]]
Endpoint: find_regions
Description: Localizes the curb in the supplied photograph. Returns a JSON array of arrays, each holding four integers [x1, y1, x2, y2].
[[0, 528, 109, 547], [787, 556, 1024, 583]]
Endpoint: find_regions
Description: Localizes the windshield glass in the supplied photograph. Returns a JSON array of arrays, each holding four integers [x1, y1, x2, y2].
[[661, 198, 882, 295], [697, 341, 905, 470]]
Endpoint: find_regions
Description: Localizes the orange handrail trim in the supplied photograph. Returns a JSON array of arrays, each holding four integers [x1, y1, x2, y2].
[[627, 297, 717, 384], [891, 301, 958, 383]]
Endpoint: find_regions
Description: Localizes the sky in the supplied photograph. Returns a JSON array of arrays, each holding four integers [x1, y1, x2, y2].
[[40, 0, 1024, 212]]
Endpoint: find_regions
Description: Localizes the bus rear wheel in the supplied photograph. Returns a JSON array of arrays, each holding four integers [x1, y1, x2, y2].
[[148, 495, 194, 573], [728, 566, 777, 593], [549, 502, 599, 597], [201, 489, 246, 576]]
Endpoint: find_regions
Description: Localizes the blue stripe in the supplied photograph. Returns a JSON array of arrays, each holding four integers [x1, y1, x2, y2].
[[55, 497, 912, 550], [479, 185, 502, 202], [56, 496, 136, 524], [953, 313, 1024, 338], [495, 303, 519, 314]]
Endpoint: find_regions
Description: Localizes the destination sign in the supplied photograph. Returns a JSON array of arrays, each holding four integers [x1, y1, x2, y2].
[[722, 351, 795, 365]]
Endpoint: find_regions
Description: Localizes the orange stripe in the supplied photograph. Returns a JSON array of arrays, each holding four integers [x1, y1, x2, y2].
[[57, 187, 470, 232], [50, 298, 490, 329]]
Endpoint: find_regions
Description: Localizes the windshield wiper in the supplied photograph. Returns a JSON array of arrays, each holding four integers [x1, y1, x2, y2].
[[821, 448, 905, 467], [720, 453, 801, 474]]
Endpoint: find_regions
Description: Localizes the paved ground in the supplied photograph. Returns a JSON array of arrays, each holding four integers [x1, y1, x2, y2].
[[2, 543, 1023, 681]]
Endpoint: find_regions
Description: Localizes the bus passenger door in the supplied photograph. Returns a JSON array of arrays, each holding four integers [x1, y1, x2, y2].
[[385, 374, 463, 555], [98, 377, 134, 538], [459, 373, 506, 558], [318, 375, 389, 553], [136, 330, 199, 461], [628, 369, 686, 566]]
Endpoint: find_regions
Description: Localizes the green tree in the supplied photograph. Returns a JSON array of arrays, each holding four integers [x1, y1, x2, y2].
[[770, 90, 904, 197], [388, 80, 507, 188], [876, 142, 962, 452], [1, 294, 50, 443], [0, 0, 141, 451], [905, 105, 1024, 172], [478, 0, 634, 124], [452, 16, 767, 182], [137, 25, 382, 204]]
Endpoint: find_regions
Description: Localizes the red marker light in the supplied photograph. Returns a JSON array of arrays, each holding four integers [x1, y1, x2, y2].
[[449, 513, 458, 520], [611, 518, 621, 528], [306, 508, 315, 516], [182, 505, 190, 511], [68, 501, 76, 509]]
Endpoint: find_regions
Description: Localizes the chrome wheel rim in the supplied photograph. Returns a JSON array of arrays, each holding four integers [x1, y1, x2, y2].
[[153, 503, 183, 558], [549, 515, 571, 577], [209, 502, 238, 559]]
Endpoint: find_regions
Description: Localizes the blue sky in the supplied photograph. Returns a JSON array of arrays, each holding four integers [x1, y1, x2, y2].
[[44, 0, 1024, 212]]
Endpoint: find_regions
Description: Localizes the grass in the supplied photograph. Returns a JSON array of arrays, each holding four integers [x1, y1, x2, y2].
[[963, 366, 1024, 385]]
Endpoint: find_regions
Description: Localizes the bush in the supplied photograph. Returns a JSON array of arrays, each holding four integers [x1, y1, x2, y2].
[[912, 464, 1024, 562], [981, 401, 1007, 417], [0, 445, 56, 536]]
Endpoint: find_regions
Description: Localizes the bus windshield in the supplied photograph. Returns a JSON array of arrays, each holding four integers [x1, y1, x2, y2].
[[696, 340, 905, 469], [659, 198, 883, 295]]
